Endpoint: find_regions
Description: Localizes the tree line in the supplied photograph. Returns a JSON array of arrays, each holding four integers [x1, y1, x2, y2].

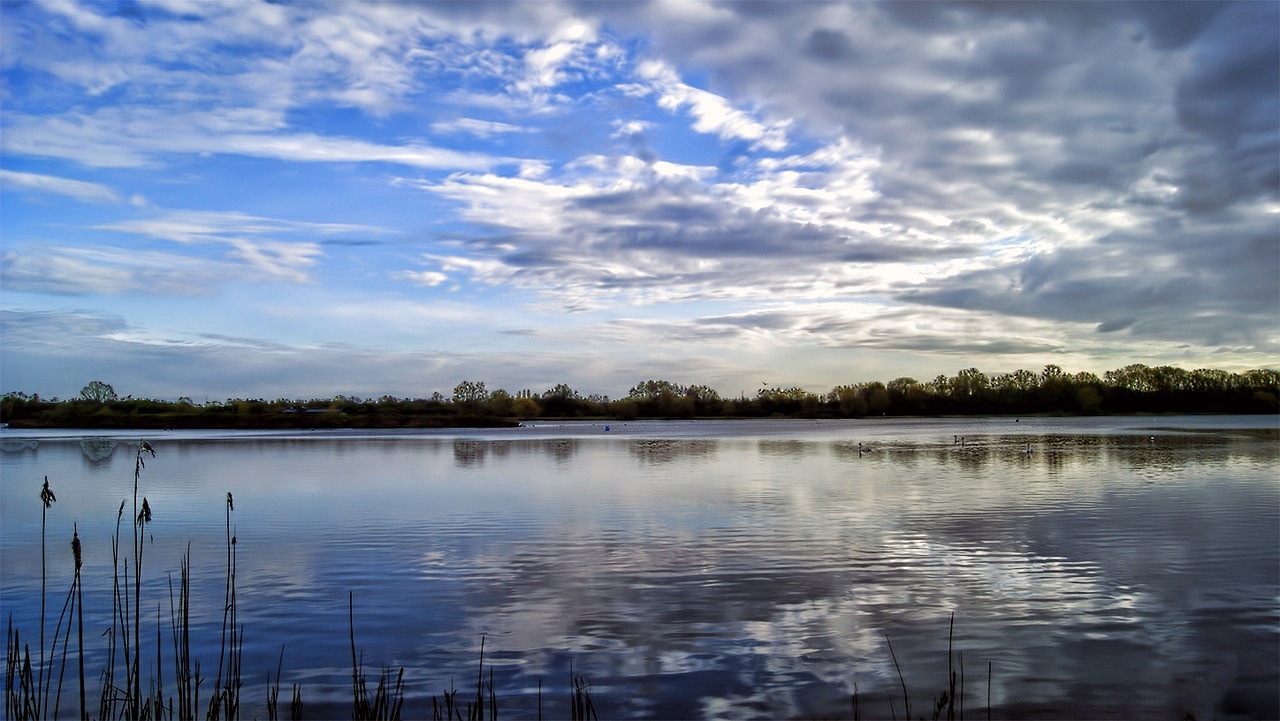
[[1, 363, 1276, 429]]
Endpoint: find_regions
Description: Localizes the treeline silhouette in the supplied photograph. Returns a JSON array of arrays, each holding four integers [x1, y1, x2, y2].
[[2, 363, 1276, 429]]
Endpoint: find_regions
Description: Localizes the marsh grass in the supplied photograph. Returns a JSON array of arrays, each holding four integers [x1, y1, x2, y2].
[[209, 492, 243, 721], [568, 664, 596, 721], [264, 647, 302, 721], [350, 593, 405, 721], [854, 612, 990, 721]]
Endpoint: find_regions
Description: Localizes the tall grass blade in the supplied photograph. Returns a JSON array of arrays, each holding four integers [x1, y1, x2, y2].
[[885, 632, 909, 721]]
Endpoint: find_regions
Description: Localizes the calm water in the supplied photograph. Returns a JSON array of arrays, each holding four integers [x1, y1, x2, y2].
[[2, 417, 1276, 720]]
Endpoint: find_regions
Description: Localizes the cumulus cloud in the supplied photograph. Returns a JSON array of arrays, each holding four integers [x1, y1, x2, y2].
[[409, 134, 975, 314], [568, 1, 1277, 357]]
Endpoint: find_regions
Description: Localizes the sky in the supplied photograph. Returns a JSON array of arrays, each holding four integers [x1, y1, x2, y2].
[[1, 0, 1277, 402]]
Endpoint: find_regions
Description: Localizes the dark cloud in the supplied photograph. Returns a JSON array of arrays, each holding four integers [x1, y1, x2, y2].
[[567, 0, 1277, 357], [694, 311, 797, 332], [1172, 2, 1280, 213], [926, 1, 1229, 50], [802, 28, 857, 63], [1096, 318, 1136, 334], [898, 218, 1279, 354], [0, 309, 127, 346]]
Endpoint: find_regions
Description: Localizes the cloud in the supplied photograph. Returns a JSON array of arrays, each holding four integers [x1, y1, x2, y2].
[[1, 1, 1274, 400], [394, 270, 450, 287], [89, 209, 398, 284], [2, 109, 511, 170], [0, 308, 127, 348], [1171, 2, 1280, 213], [406, 136, 973, 314], [637, 59, 790, 151], [897, 216, 1280, 355], [1, 2, 530, 170], [0, 169, 121, 203], [574, 1, 1275, 354], [2, 210, 395, 296], [432, 118, 528, 138], [94, 210, 385, 244], [0, 306, 634, 400], [1, 243, 269, 296]]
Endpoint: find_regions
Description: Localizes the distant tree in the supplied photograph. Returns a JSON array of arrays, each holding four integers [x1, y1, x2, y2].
[[864, 381, 891, 415], [80, 380, 118, 403], [926, 374, 951, 397], [887, 377, 927, 413], [1040, 364, 1066, 384], [487, 389, 515, 416], [951, 368, 989, 402], [542, 383, 581, 401], [541, 383, 583, 416], [513, 396, 541, 419], [452, 380, 488, 407], [684, 385, 719, 402], [628, 379, 684, 400], [609, 398, 639, 419], [1076, 385, 1103, 414], [830, 384, 867, 416], [757, 386, 820, 416]]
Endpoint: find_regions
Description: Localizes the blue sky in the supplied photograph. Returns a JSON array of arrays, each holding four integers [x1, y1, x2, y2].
[[2, 0, 1277, 401]]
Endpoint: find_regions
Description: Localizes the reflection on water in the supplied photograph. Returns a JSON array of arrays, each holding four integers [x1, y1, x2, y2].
[[1, 417, 1276, 720], [79, 437, 118, 462]]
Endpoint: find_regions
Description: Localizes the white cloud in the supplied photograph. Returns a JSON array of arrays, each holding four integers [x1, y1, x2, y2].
[[2, 109, 510, 170], [95, 210, 385, 245], [612, 119, 650, 137], [0, 169, 121, 203], [637, 60, 790, 151], [2, 246, 229, 296], [79, 210, 396, 286], [394, 269, 449, 287], [432, 118, 527, 138]]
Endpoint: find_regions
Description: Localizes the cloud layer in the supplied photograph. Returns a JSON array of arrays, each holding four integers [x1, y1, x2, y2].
[[1, 1, 1275, 400]]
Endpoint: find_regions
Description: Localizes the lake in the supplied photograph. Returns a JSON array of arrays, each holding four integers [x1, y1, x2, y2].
[[2, 416, 1276, 720]]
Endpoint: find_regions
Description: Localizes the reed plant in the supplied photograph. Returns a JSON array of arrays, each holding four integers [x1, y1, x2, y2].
[[167, 543, 202, 720], [44, 526, 83, 719], [856, 612, 990, 721], [7, 618, 37, 719], [350, 593, 405, 721], [73, 526, 86, 721], [429, 636, 512, 721], [264, 646, 303, 721], [568, 663, 596, 721], [209, 491, 243, 721], [38, 477, 56, 718]]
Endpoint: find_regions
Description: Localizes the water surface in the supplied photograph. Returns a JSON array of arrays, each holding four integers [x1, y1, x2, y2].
[[2, 416, 1276, 719]]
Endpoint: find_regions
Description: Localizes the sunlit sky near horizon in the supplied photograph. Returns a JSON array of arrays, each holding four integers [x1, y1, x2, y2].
[[2, 0, 1277, 402]]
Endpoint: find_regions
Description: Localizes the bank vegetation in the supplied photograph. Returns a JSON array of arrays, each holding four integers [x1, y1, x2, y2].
[[2, 364, 1276, 429]]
